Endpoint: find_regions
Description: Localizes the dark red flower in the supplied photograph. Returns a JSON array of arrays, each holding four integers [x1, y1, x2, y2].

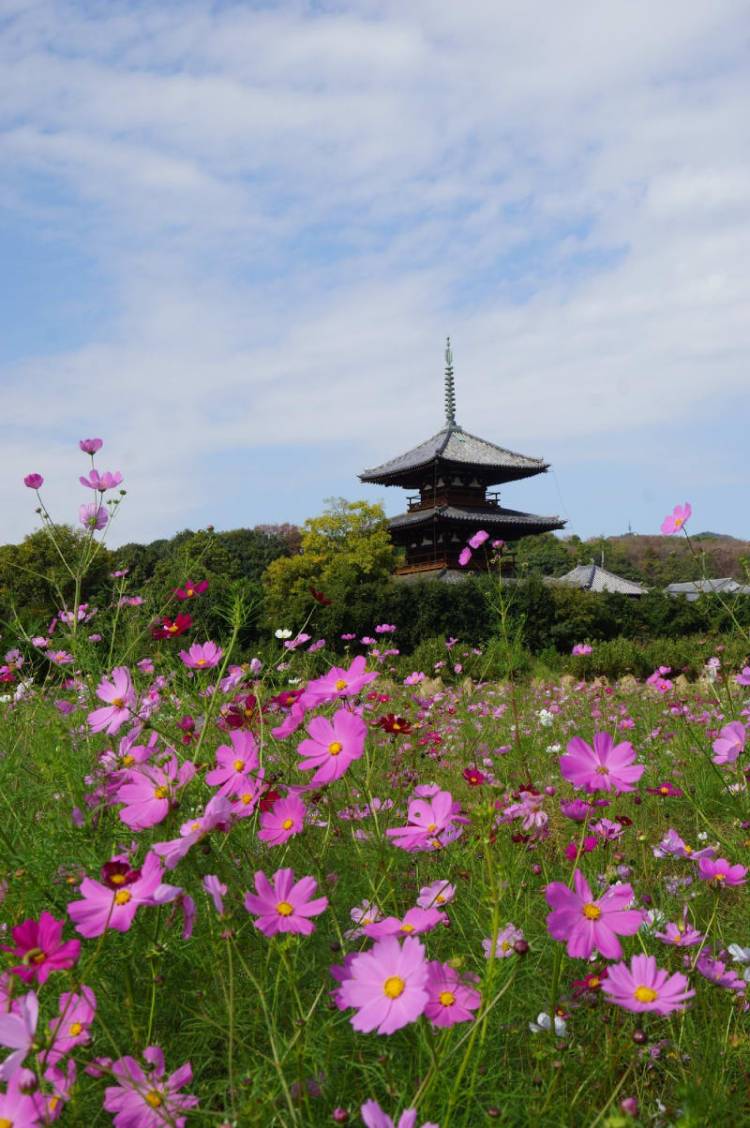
[[100, 859, 141, 889], [176, 715, 196, 744], [571, 967, 608, 997], [375, 714, 412, 735], [174, 579, 209, 601], [269, 689, 303, 709], [259, 787, 281, 813], [151, 612, 192, 640], [222, 693, 259, 729], [309, 586, 332, 606]]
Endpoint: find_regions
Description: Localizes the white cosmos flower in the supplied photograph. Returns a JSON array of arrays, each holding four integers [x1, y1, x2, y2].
[[274, 628, 293, 639], [529, 1012, 567, 1037]]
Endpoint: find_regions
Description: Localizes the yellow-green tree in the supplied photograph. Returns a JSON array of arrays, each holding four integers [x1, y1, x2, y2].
[[262, 498, 395, 629]]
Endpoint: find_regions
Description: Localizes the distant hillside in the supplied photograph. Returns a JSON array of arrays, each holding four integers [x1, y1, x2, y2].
[[514, 532, 750, 586]]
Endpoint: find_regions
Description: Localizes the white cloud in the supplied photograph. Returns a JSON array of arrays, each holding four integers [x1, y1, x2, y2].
[[1, 0, 749, 543]]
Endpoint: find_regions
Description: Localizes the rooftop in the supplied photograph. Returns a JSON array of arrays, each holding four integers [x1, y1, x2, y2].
[[555, 564, 647, 596]]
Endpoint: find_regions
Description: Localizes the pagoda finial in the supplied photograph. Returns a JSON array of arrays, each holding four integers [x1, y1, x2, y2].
[[444, 336, 457, 427]]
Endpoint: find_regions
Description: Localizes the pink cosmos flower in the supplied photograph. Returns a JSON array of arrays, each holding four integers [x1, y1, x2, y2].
[[362, 907, 447, 940], [244, 868, 328, 936], [468, 529, 490, 550], [660, 502, 692, 535], [174, 579, 209, 600], [360, 1100, 439, 1128], [417, 881, 456, 909], [152, 795, 233, 869], [736, 666, 750, 687], [602, 954, 694, 1014], [79, 438, 103, 453], [304, 655, 378, 704], [344, 900, 384, 940], [116, 757, 196, 830], [206, 730, 260, 795], [79, 469, 123, 492], [3, 912, 80, 985], [296, 707, 367, 785], [482, 923, 524, 958], [571, 643, 593, 656], [696, 952, 746, 993], [88, 667, 136, 735], [712, 721, 746, 765], [652, 827, 715, 861], [103, 1046, 198, 1127], [44, 987, 97, 1066], [560, 733, 644, 793], [79, 503, 108, 531], [697, 857, 747, 887], [0, 1072, 39, 1124], [23, 473, 44, 489], [653, 921, 703, 948], [67, 851, 166, 938], [458, 546, 472, 567], [336, 935, 429, 1035], [424, 960, 481, 1028], [179, 641, 223, 670], [545, 870, 644, 959], [258, 795, 306, 845], [0, 990, 38, 1080], [202, 875, 227, 915], [386, 790, 468, 852]]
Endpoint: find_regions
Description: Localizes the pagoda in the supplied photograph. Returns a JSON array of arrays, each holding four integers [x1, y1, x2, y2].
[[359, 340, 565, 574]]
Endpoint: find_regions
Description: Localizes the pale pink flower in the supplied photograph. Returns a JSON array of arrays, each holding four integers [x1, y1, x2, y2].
[[712, 721, 746, 765], [206, 730, 259, 795], [202, 875, 227, 915], [88, 667, 135, 734], [179, 641, 223, 670], [297, 708, 366, 785], [244, 868, 328, 936], [416, 881, 456, 909], [560, 733, 644, 793], [335, 935, 429, 1035], [360, 1099, 439, 1128], [424, 960, 480, 1027], [660, 502, 692, 535], [468, 529, 489, 550], [79, 469, 123, 492], [0, 990, 38, 1080], [79, 503, 108, 531], [104, 1046, 198, 1127], [482, 923, 524, 958], [79, 438, 103, 453], [602, 954, 694, 1014], [362, 907, 447, 939], [258, 795, 306, 845]]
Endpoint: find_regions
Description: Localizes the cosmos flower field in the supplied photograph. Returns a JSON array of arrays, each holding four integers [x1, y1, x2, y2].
[[2, 452, 750, 1126]]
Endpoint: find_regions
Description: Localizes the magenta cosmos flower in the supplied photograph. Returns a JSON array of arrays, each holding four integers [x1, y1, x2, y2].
[[468, 529, 490, 550], [116, 757, 196, 830], [424, 960, 481, 1028], [602, 954, 694, 1015], [23, 473, 44, 489], [560, 733, 644, 793], [244, 868, 327, 936], [0, 1074, 39, 1124], [304, 655, 378, 704], [458, 546, 472, 567], [79, 437, 103, 453], [258, 794, 306, 845], [206, 730, 259, 796], [571, 643, 593, 656], [697, 857, 747, 887], [88, 666, 136, 735], [179, 640, 223, 669], [3, 911, 80, 985], [362, 907, 447, 939], [545, 870, 644, 959], [386, 790, 467, 852], [152, 794, 233, 869], [361, 1099, 439, 1128], [67, 852, 165, 938], [174, 579, 209, 600], [336, 935, 429, 1035], [297, 708, 366, 785], [79, 469, 123, 492], [44, 986, 97, 1066], [736, 666, 750, 687], [104, 1045, 198, 1127], [660, 502, 692, 535], [712, 721, 746, 765], [0, 991, 38, 1081], [79, 502, 108, 531]]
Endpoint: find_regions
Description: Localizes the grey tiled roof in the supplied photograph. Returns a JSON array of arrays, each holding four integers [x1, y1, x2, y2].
[[666, 579, 750, 600], [360, 425, 548, 482], [556, 564, 647, 595], [388, 504, 564, 532]]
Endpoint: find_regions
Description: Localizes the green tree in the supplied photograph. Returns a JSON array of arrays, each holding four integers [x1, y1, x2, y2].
[[262, 499, 395, 629]]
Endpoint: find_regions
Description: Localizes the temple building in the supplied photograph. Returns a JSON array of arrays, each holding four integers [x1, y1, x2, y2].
[[360, 340, 565, 575]]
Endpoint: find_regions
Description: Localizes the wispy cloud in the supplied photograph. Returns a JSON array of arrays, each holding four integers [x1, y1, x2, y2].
[[1, 0, 748, 543]]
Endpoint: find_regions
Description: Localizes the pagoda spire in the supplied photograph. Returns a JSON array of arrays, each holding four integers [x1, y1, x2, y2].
[[444, 336, 457, 427]]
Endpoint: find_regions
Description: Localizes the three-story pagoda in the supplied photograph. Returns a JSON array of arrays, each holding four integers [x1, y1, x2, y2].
[[359, 340, 565, 573]]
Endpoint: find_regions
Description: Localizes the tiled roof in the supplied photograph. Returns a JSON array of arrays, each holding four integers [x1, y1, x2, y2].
[[388, 504, 564, 532], [360, 425, 548, 482], [666, 579, 750, 599], [556, 564, 647, 595]]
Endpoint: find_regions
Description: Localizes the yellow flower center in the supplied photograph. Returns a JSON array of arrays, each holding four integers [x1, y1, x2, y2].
[[282, 818, 294, 830], [383, 975, 405, 999], [335, 679, 347, 691], [153, 786, 169, 799], [0, 1118, 13, 1128], [69, 1022, 83, 1036], [674, 517, 683, 528], [240, 793, 254, 805], [233, 759, 245, 772], [595, 765, 609, 774], [582, 903, 601, 920], [500, 941, 511, 951], [112, 697, 125, 709], [436, 895, 446, 903], [588, 976, 600, 989], [400, 923, 415, 933], [684, 845, 693, 855], [634, 985, 658, 1003], [110, 873, 126, 886], [114, 890, 132, 905], [22, 947, 45, 966], [191, 821, 202, 832], [659, 786, 670, 794], [196, 658, 206, 666], [427, 823, 437, 833], [713, 873, 727, 883], [122, 754, 135, 767], [145, 1091, 163, 1108], [328, 741, 343, 756], [276, 901, 294, 916], [439, 991, 456, 1007]]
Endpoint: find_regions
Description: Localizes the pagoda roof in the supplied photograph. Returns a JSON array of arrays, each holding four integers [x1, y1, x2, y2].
[[388, 504, 564, 534], [360, 424, 548, 485], [555, 564, 647, 596]]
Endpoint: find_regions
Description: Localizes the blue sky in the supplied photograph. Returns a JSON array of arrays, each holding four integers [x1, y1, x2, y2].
[[1, 0, 749, 546]]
